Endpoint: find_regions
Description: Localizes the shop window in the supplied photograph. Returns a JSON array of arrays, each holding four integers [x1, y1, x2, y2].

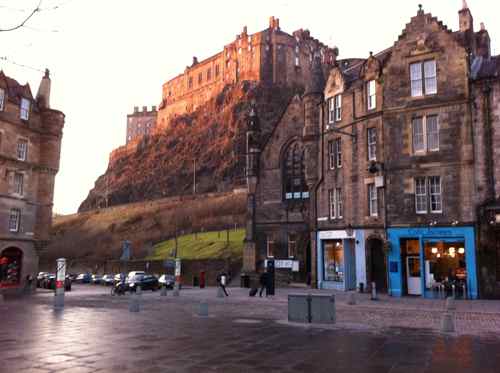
[[323, 240, 344, 282], [410, 60, 437, 97], [0, 247, 22, 286], [282, 142, 309, 200], [424, 241, 466, 293], [367, 127, 377, 161], [288, 234, 296, 258]]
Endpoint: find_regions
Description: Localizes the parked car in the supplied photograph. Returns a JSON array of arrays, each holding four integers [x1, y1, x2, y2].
[[127, 271, 146, 282], [114, 273, 126, 282], [37, 272, 49, 288], [43, 274, 72, 291], [101, 274, 115, 286], [128, 274, 159, 292], [91, 274, 103, 284], [159, 274, 175, 289], [75, 273, 92, 284]]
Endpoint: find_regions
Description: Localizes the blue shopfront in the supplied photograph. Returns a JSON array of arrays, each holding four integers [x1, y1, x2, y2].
[[387, 226, 478, 299]]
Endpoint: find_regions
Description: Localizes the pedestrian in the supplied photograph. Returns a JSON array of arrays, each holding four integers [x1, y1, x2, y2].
[[219, 271, 229, 296], [259, 269, 268, 297]]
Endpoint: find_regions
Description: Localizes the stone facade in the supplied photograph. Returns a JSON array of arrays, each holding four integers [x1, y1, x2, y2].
[[0, 70, 64, 295], [126, 106, 157, 144], [158, 17, 337, 129], [245, 3, 500, 298]]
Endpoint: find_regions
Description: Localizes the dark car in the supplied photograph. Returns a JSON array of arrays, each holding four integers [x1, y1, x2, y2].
[[75, 273, 92, 284], [43, 274, 72, 291], [128, 274, 159, 292]]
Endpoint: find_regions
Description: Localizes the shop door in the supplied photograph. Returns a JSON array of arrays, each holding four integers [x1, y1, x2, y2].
[[406, 256, 422, 295], [369, 239, 387, 292]]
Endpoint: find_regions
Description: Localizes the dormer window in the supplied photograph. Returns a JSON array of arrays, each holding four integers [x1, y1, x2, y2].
[[20, 98, 30, 120], [367, 80, 376, 110], [410, 60, 437, 97], [0, 88, 5, 111]]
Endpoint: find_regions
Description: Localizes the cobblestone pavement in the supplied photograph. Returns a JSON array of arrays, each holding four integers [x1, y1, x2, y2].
[[1, 285, 500, 372]]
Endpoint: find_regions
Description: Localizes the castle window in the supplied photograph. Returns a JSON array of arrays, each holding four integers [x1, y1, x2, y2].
[[0, 88, 4, 111], [367, 80, 376, 110], [20, 98, 30, 120], [207, 68, 211, 81], [367, 127, 377, 161], [410, 60, 437, 97], [16, 139, 28, 161], [283, 142, 308, 201], [9, 208, 20, 232], [14, 172, 24, 196]]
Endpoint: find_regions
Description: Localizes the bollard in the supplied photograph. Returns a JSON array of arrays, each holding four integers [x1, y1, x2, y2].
[[371, 282, 378, 301], [358, 283, 364, 293], [445, 296, 456, 311], [217, 286, 224, 298], [198, 301, 209, 317], [160, 286, 168, 296], [347, 292, 356, 305], [54, 258, 66, 309], [129, 291, 140, 312], [452, 284, 456, 299], [173, 284, 180, 297], [441, 312, 455, 333]]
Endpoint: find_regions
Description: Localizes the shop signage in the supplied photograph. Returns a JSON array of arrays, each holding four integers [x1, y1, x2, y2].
[[319, 230, 353, 239], [264, 259, 299, 270]]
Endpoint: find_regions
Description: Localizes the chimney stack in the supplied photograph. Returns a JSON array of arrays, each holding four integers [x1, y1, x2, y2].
[[152, 105, 157, 112], [36, 68, 51, 109], [142, 106, 147, 112], [134, 106, 139, 113]]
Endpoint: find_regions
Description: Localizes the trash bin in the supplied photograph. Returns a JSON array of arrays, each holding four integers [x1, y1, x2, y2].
[[193, 276, 199, 287], [240, 274, 250, 288], [199, 271, 205, 289]]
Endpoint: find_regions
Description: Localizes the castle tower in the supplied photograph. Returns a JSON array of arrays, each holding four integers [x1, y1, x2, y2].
[[243, 105, 261, 272]]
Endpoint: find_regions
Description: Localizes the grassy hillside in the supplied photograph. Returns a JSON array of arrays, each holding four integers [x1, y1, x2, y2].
[[146, 229, 245, 261], [43, 192, 246, 265]]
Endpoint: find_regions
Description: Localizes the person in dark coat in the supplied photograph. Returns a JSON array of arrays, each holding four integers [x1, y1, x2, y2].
[[218, 271, 229, 296], [259, 269, 268, 297]]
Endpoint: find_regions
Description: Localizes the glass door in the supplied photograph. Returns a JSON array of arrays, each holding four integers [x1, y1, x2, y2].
[[406, 256, 422, 295]]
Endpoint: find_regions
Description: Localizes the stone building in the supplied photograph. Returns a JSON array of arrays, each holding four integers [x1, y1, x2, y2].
[[126, 106, 157, 144], [158, 16, 337, 128], [245, 3, 500, 298], [0, 70, 65, 295]]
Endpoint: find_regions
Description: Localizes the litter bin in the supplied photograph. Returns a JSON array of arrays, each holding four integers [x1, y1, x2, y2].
[[240, 274, 250, 288], [199, 271, 205, 289]]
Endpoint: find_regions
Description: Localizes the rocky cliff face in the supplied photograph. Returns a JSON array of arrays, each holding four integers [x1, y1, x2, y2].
[[79, 81, 302, 212]]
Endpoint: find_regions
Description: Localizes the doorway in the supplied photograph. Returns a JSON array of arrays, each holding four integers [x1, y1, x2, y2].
[[0, 247, 23, 287], [368, 238, 387, 292], [406, 256, 422, 295]]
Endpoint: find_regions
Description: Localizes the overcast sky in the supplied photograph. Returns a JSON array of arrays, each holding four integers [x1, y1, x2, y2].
[[0, 0, 498, 214]]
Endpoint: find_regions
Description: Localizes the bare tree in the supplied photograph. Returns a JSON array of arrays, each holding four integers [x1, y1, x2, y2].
[[0, 0, 42, 32]]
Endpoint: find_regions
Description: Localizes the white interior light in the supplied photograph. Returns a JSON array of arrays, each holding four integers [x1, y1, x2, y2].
[[448, 247, 456, 255], [458, 247, 465, 254], [431, 247, 438, 254]]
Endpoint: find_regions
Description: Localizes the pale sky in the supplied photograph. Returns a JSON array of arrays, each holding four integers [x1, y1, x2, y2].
[[0, 0, 498, 214]]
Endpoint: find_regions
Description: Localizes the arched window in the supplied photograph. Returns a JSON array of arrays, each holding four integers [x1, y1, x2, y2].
[[283, 142, 309, 200]]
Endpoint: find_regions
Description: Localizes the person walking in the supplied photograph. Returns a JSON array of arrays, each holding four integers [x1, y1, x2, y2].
[[219, 271, 229, 296], [259, 269, 268, 297]]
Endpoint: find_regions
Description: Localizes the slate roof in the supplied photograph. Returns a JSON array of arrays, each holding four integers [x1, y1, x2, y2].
[[471, 55, 500, 80], [0, 70, 34, 104]]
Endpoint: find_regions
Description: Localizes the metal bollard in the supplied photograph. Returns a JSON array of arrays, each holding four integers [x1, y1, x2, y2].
[[129, 291, 140, 313], [445, 296, 456, 311], [160, 286, 167, 296], [452, 284, 456, 299], [371, 282, 378, 301], [441, 312, 455, 333], [347, 292, 356, 305], [54, 258, 66, 310], [217, 286, 224, 298], [198, 301, 209, 317]]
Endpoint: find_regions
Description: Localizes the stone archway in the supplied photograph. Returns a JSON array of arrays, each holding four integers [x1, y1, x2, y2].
[[0, 247, 23, 287], [366, 236, 387, 292]]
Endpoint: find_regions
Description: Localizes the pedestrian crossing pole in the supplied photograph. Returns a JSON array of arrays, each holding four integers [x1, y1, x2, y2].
[[54, 258, 66, 309]]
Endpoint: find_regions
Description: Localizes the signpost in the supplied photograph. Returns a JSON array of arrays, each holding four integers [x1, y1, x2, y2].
[[54, 258, 66, 309], [173, 258, 181, 296]]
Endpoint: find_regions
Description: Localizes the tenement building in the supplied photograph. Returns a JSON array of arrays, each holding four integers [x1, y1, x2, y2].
[[158, 16, 337, 128], [0, 70, 65, 295], [245, 2, 500, 298]]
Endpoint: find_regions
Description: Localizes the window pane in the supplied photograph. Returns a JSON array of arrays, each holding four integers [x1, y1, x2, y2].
[[369, 184, 378, 216], [329, 189, 335, 218], [426, 115, 439, 151], [368, 128, 377, 160], [0, 88, 4, 111], [20, 98, 30, 120], [323, 241, 344, 282], [424, 60, 437, 94], [415, 177, 427, 213], [335, 94, 342, 121], [412, 118, 425, 153], [328, 98, 335, 123], [328, 141, 335, 169], [410, 62, 422, 80], [368, 80, 376, 109], [336, 188, 343, 218], [429, 176, 442, 212], [335, 139, 342, 167]]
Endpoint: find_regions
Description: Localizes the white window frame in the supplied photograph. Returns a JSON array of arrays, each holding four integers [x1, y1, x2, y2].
[[266, 239, 275, 258], [429, 176, 442, 213], [415, 177, 428, 214], [367, 80, 376, 110], [17, 139, 28, 161], [367, 127, 377, 161], [410, 60, 437, 97], [336, 188, 343, 219], [14, 172, 24, 196], [335, 139, 342, 168], [0, 88, 5, 111], [334, 94, 342, 121], [288, 234, 296, 258], [9, 208, 20, 232], [329, 189, 336, 219], [328, 141, 335, 170], [328, 97, 335, 124], [368, 183, 378, 217], [20, 98, 30, 120], [412, 115, 439, 154]]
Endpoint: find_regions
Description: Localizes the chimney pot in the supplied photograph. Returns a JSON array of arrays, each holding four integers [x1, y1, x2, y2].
[[134, 106, 139, 113], [142, 106, 147, 112], [152, 105, 157, 111]]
